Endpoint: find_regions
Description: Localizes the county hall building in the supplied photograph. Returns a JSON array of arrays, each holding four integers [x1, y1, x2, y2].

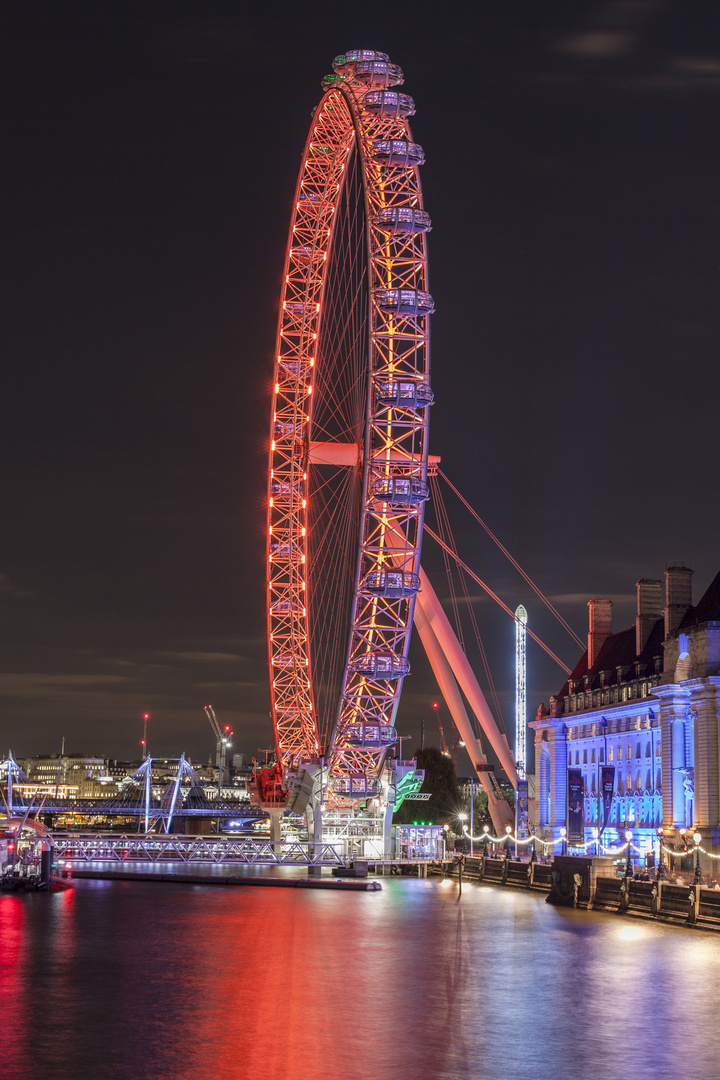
[[530, 566, 720, 872]]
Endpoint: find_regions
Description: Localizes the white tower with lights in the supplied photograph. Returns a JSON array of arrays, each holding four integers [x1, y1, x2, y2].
[[514, 605, 527, 777]]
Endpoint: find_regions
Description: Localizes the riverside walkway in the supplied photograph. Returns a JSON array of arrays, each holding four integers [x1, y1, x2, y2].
[[440, 853, 720, 931]]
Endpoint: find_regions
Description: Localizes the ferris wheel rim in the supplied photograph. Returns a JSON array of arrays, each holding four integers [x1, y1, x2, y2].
[[266, 56, 433, 797]]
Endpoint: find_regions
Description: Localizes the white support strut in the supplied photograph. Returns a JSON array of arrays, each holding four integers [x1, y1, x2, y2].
[[416, 567, 519, 787], [413, 599, 514, 832]]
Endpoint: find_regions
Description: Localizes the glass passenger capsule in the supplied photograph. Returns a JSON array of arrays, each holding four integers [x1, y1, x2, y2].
[[345, 722, 398, 749], [375, 288, 435, 316], [362, 90, 415, 118], [330, 774, 382, 798], [270, 599, 305, 615], [273, 653, 307, 668], [274, 420, 302, 438], [283, 302, 315, 317], [350, 652, 411, 679], [361, 569, 421, 598], [371, 476, 429, 506], [290, 245, 322, 263], [271, 479, 302, 499], [321, 72, 347, 89], [269, 538, 300, 558], [333, 50, 390, 71], [371, 139, 424, 167], [352, 60, 404, 87], [374, 206, 432, 235], [278, 359, 311, 378], [375, 379, 434, 409]]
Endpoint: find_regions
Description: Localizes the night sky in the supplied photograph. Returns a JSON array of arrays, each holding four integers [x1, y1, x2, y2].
[[3, 2, 719, 770]]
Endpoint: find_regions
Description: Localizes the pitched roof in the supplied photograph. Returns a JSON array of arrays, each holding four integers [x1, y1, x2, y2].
[[555, 619, 664, 700], [552, 568, 720, 703], [678, 569, 720, 629]]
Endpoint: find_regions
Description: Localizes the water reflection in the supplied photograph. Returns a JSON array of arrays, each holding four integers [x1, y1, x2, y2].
[[2, 877, 720, 1080]]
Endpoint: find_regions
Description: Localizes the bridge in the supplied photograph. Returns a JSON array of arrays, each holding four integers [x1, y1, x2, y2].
[[51, 832, 443, 868], [54, 834, 346, 866]]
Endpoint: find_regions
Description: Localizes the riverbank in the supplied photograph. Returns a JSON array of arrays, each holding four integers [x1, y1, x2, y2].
[[437, 855, 720, 932]]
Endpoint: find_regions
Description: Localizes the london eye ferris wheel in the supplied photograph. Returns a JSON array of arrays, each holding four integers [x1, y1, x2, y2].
[[266, 50, 433, 804]]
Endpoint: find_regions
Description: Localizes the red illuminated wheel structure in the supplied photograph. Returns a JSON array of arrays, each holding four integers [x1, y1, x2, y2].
[[266, 50, 434, 805]]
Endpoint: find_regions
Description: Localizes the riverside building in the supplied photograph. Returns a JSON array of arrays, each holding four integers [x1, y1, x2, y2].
[[530, 566, 720, 873]]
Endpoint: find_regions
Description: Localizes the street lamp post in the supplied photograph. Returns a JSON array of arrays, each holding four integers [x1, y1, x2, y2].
[[624, 829, 633, 879], [530, 827, 537, 863], [458, 812, 468, 855], [560, 826, 567, 856], [504, 824, 512, 861], [656, 827, 666, 880], [693, 831, 703, 885], [483, 824, 490, 858]]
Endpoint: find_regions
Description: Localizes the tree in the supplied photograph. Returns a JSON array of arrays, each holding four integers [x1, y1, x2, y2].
[[393, 746, 462, 825]]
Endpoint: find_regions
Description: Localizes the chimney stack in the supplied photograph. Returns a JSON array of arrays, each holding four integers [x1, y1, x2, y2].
[[588, 598, 613, 669], [635, 578, 662, 656], [664, 565, 693, 637]]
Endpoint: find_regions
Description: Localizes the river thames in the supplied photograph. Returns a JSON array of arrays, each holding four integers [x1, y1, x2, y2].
[[2, 873, 719, 1080]]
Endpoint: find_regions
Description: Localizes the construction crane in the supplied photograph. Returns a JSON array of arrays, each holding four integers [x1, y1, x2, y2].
[[433, 701, 461, 771], [433, 701, 450, 757], [204, 705, 233, 801]]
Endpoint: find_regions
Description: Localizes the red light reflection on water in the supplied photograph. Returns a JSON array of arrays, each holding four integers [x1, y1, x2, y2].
[[0, 899, 29, 1065], [173, 885, 453, 1080], [6, 878, 720, 1080]]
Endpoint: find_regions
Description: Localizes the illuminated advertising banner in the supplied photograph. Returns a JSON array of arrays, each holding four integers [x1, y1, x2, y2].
[[516, 779, 529, 837], [567, 768, 584, 844], [600, 765, 615, 834]]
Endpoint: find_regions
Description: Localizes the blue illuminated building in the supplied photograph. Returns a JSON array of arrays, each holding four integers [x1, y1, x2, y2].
[[531, 566, 720, 872]]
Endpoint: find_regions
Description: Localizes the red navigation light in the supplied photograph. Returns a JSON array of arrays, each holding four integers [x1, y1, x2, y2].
[[433, 702, 438, 709], [143, 713, 150, 720], [8, 842, 15, 852]]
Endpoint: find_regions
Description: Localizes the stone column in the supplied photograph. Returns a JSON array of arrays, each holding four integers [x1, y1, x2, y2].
[[651, 683, 689, 830], [687, 678, 720, 830], [548, 724, 568, 831]]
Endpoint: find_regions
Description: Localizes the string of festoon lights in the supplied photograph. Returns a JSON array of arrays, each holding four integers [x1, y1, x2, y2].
[[462, 824, 720, 860], [461, 824, 625, 853]]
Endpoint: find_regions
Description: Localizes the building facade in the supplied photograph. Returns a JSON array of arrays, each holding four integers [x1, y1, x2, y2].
[[530, 566, 720, 871]]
